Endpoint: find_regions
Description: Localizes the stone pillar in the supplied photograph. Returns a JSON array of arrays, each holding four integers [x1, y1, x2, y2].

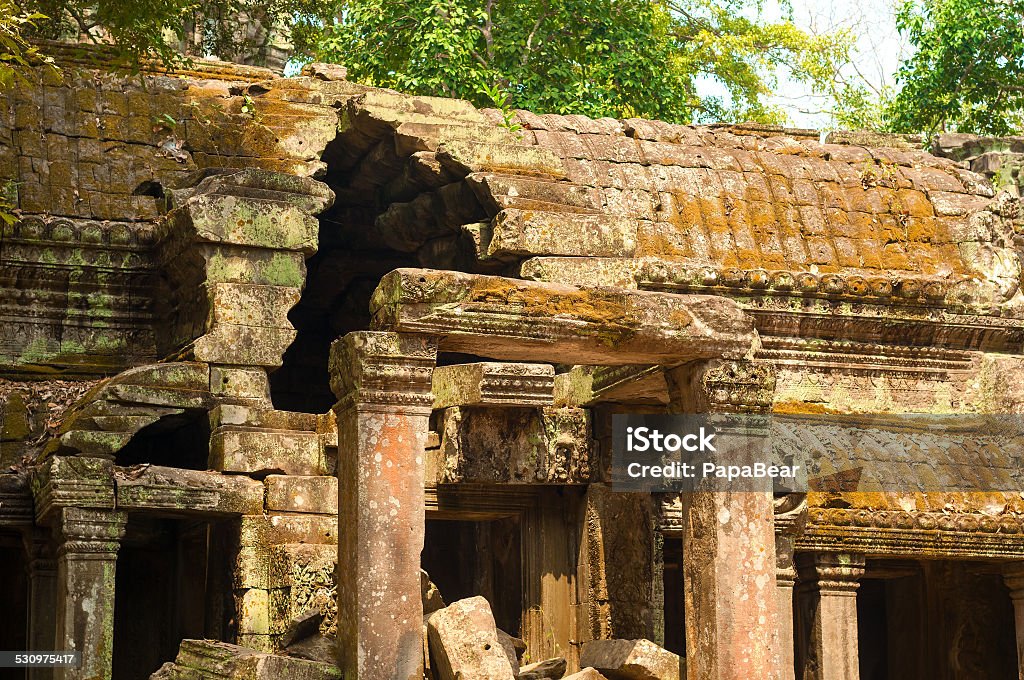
[[665, 359, 780, 680], [773, 494, 807, 680], [1003, 566, 1024, 680], [24, 531, 58, 680], [329, 331, 437, 680], [795, 552, 865, 680], [54, 507, 127, 680]]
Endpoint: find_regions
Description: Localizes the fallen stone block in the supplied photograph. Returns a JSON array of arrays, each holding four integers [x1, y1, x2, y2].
[[421, 569, 447, 615], [562, 669, 610, 680], [427, 596, 516, 680], [579, 639, 682, 680], [171, 639, 340, 680], [496, 628, 525, 674], [519, 657, 568, 679], [282, 608, 324, 647]]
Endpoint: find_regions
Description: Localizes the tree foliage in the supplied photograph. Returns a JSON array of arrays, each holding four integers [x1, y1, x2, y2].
[[886, 0, 1024, 135], [313, 0, 853, 124], [15, 0, 337, 68]]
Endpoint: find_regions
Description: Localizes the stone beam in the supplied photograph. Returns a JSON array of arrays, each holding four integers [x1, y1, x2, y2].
[[666, 359, 780, 680], [113, 464, 264, 515], [369, 269, 757, 365], [431, 362, 555, 409], [329, 331, 437, 680]]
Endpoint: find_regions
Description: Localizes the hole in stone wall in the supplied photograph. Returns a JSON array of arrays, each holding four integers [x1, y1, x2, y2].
[[112, 516, 235, 680], [116, 413, 210, 469]]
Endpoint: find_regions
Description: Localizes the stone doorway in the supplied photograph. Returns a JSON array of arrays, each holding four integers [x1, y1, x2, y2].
[[851, 559, 1017, 680], [111, 516, 235, 680], [422, 516, 523, 636]]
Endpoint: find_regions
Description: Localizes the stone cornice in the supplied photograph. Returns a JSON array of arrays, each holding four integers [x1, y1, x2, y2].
[[329, 331, 437, 414]]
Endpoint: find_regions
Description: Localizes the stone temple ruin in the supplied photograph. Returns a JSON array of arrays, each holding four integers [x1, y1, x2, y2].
[[3, 44, 1024, 680]]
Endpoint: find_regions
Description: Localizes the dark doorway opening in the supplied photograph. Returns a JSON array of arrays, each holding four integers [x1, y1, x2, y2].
[[662, 536, 686, 657], [0, 534, 28, 680], [422, 516, 523, 636], [112, 516, 235, 680], [848, 559, 1017, 680]]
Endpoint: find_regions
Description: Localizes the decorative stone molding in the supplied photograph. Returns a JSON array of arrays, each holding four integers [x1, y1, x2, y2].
[[56, 506, 127, 557], [34, 456, 115, 523], [431, 362, 555, 408], [797, 552, 865, 595], [667, 358, 777, 414], [329, 331, 437, 414], [799, 507, 1024, 559], [0, 216, 157, 377]]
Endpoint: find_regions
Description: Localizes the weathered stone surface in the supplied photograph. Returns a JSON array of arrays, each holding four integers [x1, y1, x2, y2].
[[579, 639, 682, 680], [172, 639, 341, 680], [519, 657, 568, 679], [486, 209, 639, 258], [265, 475, 338, 514], [170, 194, 320, 254], [115, 464, 264, 515], [209, 428, 326, 476], [239, 514, 338, 547], [421, 569, 447, 615], [427, 597, 515, 680], [496, 628, 524, 674], [562, 669, 610, 680], [330, 331, 437, 680], [432, 362, 555, 408], [436, 140, 567, 179], [369, 269, 758, 365], [437, 406, 592, 484]]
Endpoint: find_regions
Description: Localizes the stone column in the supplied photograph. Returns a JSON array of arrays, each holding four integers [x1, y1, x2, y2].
[[54, 507, 127, 680], [795, 552, 865, 680], [773, 494, 807, 680], [329, 331, 437, 680], [24, 531, 58, 680], [1003, 566, 1024, 680], [665, 359, 780, 680]]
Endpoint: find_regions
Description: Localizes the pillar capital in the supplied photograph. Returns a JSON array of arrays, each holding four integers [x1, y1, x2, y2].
[[1004, 563, 1024, 598], [56, 507, 127, 557], [797, 552, 865, 595], [329, 331, 437, 414], [666, 358, 776, 414]]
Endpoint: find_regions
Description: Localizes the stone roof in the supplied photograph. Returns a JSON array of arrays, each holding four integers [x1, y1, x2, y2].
[[3, 52, 1024, 379]]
